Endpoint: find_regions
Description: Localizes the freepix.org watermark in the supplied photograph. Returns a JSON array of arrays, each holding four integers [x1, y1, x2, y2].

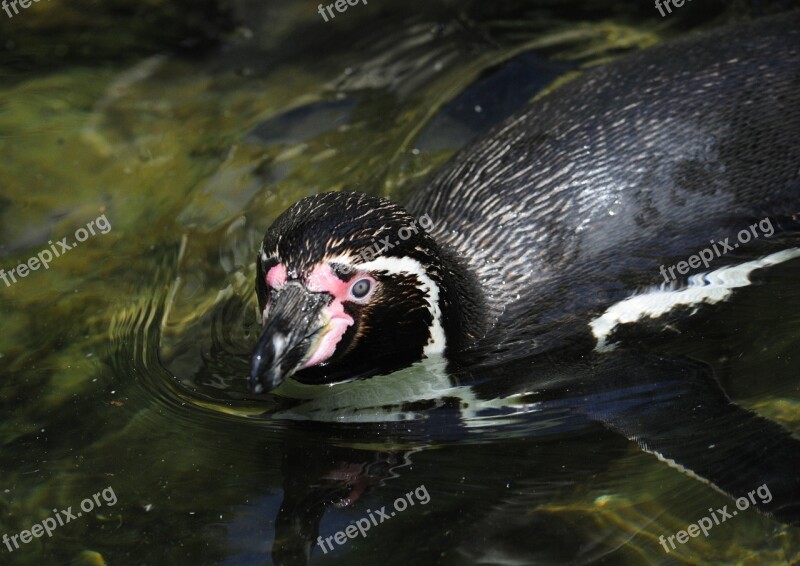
[[655, 0, 693, 17], [317, 0, 367, 23], [1, 213, 111, 288], [339, 213, 434, 274], [316, 484, 430, 554], [659, 483, 772, 553], [3, 486, 118, 554], [659, 217, 774, 284], [1, 0, 48, 20]]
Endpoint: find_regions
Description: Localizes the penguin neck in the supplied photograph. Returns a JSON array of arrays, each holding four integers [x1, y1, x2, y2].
[[433, 244, 489, 355]]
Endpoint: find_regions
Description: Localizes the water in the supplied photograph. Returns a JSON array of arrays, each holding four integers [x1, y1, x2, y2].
[[1, 1, 799, 564]]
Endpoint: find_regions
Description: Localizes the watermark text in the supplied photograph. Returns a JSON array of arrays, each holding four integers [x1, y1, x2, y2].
[[659, 483, 771, 553], [318, 0, 368, 23], [316, 484, 429, 553], [655, 0, 693, 17], [659, 217, 774, 283], [1, 213, 111, 288], [3, 486, 118, 553]]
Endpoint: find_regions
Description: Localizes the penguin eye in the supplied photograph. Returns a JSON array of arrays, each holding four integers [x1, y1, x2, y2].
[[350, 278, 372, 300]]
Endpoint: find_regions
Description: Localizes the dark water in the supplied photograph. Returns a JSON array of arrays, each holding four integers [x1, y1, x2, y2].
[[1, 1, 799, 564]]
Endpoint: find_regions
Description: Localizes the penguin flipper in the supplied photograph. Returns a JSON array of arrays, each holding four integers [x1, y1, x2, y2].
[[584, 352, 800, 525]]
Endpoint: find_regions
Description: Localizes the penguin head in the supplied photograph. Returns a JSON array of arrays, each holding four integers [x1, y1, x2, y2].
[[249, 192, 450, 394]]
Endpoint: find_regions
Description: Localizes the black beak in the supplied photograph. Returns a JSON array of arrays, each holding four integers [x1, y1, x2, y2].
[[249, 283, 331, 394]]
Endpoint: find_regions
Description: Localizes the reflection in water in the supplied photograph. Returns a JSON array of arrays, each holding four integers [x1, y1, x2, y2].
[[255, 349, 800, 565], [261, 418, 633, 565], [273, 438, 410, 564]]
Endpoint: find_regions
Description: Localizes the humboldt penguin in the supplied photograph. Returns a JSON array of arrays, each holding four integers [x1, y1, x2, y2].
[[250, 12, 800, 523]]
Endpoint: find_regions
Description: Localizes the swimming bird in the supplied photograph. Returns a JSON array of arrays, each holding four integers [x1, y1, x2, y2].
[[250, 13, 800, 523]]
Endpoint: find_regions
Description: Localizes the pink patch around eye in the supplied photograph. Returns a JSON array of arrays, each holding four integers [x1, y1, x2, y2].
[[297, 263, 374, 369], [305, 264, 352, 301], [266, 263, 287, 288]]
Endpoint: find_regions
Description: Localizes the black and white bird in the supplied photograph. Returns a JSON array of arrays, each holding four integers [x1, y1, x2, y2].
[[249, 13, 800, 523]]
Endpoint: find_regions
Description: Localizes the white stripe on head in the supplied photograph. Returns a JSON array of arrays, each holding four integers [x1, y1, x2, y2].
[[590, 248, 800, 351], [327, 254, 446, 355]]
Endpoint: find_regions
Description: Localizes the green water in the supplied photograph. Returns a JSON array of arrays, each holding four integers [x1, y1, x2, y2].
[[1, 0, 799, 564]]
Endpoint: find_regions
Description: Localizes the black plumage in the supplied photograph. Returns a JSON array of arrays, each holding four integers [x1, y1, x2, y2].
[[251, 12, 800, 524]]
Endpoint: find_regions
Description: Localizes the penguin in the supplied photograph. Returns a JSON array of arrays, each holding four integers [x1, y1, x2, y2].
[[249, 12, 800, 524]]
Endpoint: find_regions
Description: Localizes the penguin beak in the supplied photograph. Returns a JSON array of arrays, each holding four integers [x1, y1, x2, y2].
[[249, 283, 331, 394]]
